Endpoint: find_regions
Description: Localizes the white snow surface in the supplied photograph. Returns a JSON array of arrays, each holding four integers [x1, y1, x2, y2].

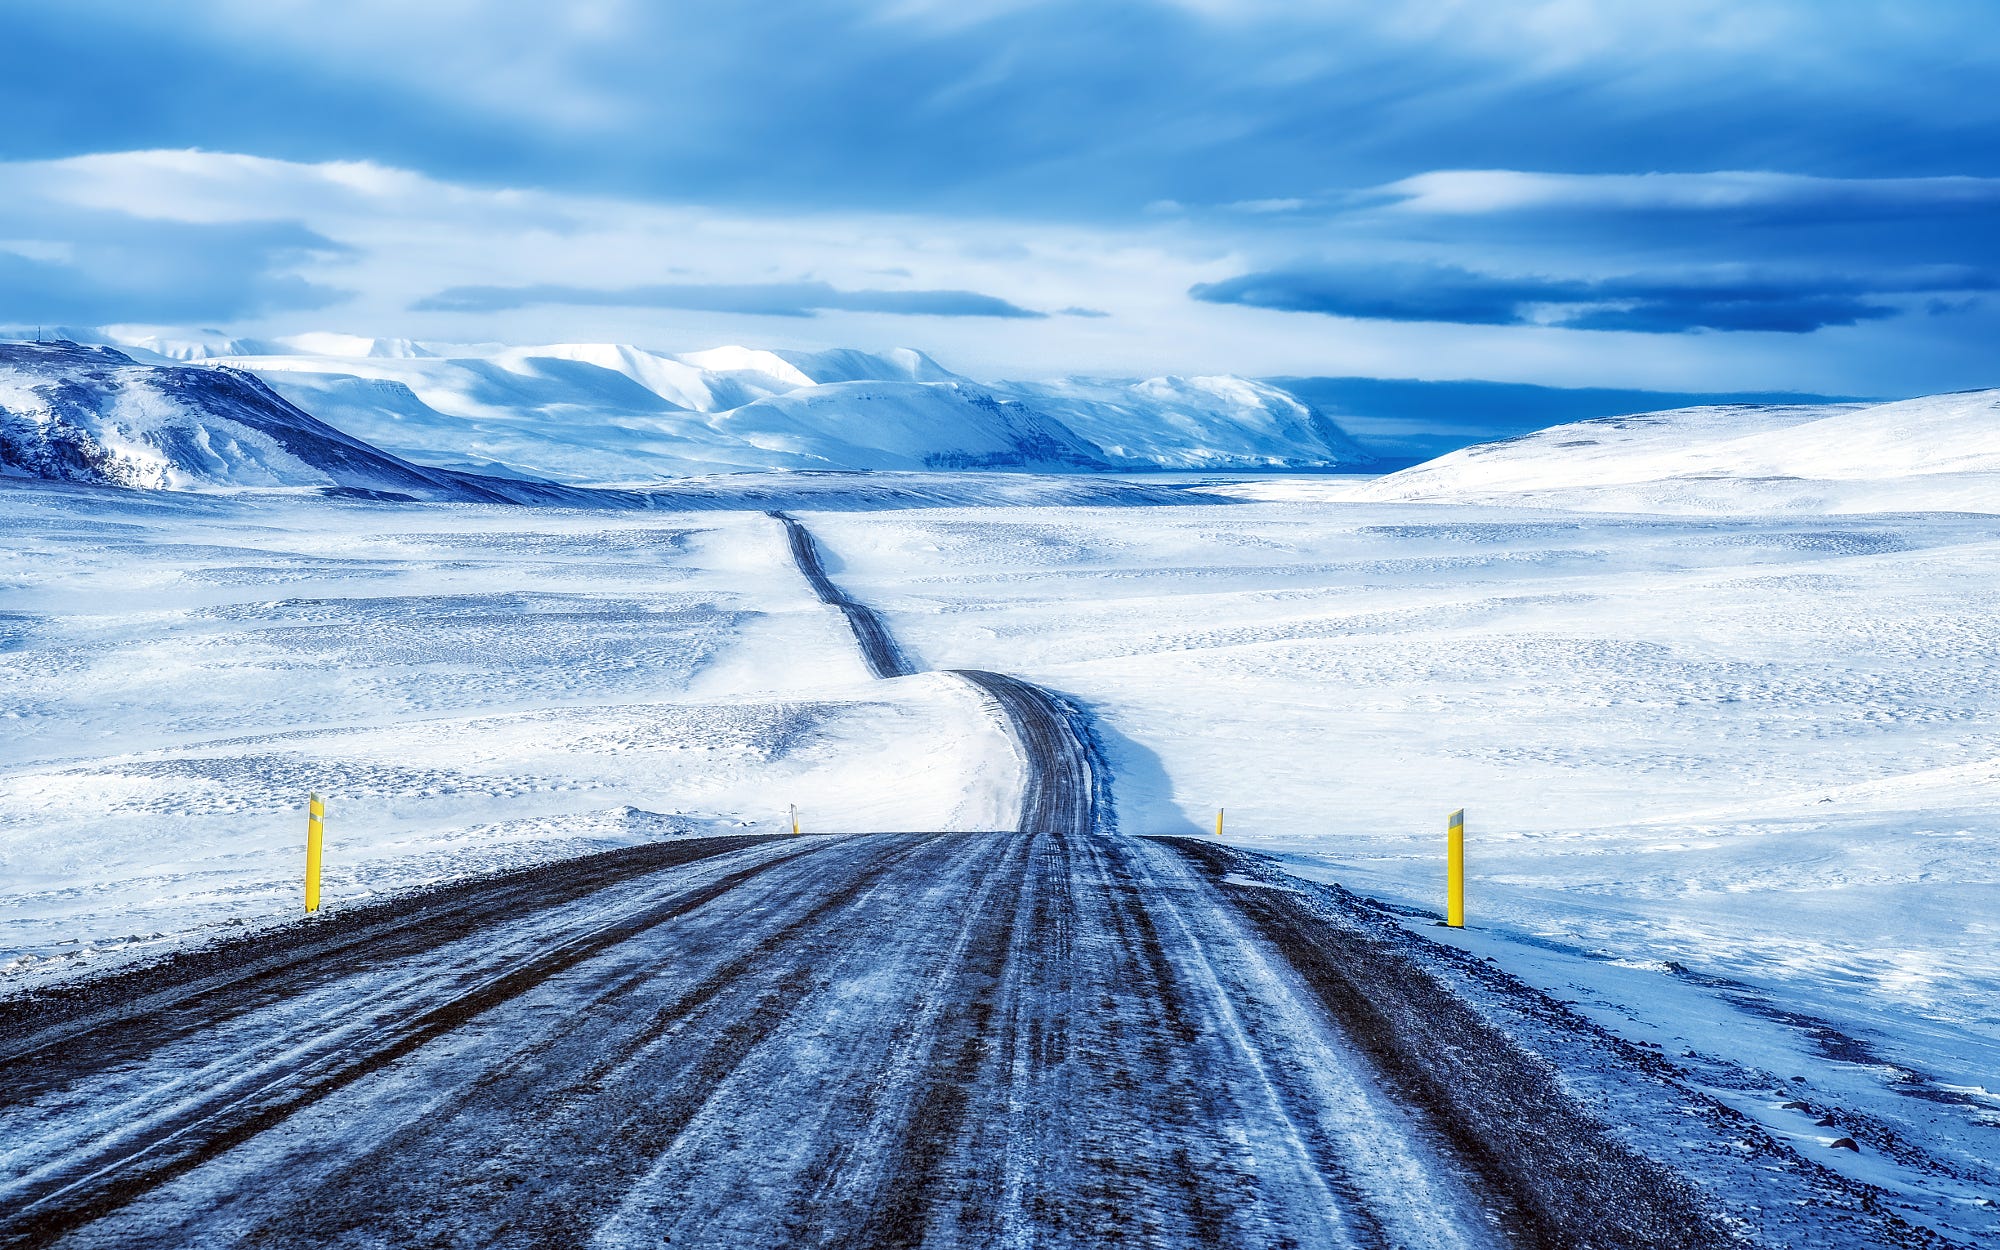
[[0, 483, 1020, 989], [1327, 390, 2000, 514]]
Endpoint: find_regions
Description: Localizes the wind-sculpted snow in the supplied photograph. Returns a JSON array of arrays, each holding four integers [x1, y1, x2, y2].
[[0, 490, 1024, 987], [0, 476, 1966, 1244]]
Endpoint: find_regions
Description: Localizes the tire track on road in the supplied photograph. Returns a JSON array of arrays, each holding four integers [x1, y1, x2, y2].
[[765, 513, 1506, 1246], [0, 840, 809, 1246], [773, 511, 1741, 1249]]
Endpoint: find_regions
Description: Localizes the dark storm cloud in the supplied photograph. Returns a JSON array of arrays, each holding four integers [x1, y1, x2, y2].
[[7, 4, 2000, 217], [1191, 262, 1995, 334]]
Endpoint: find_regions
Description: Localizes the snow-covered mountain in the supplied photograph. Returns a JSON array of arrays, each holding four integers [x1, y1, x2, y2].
[[8, 330, 1370, 484], [0, 340, 606, 504], [1349, 391, 2000, 513]]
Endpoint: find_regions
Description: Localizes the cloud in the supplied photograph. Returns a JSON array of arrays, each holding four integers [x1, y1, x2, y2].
[[3, 148, 1996, 399], [9, 1, 2000, 221], [1194, 263, 1555, 326], [1228, 198, 1309, 214], [1371, 170, 2000, 220], [410, 281, 1046, 318], [0, 213, 349, 324], [1190, 261, 1995, 334]]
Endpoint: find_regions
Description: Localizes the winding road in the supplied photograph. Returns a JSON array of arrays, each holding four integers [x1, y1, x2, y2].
[[0, 512, 1732, 1249]]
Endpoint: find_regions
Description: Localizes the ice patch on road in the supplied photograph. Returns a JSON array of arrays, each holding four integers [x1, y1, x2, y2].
[[1220, 871, 1296, 892]]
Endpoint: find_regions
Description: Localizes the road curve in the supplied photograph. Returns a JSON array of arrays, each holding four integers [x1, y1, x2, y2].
[[769, 510, 1104, 838], [946, 668, 1101, 837]]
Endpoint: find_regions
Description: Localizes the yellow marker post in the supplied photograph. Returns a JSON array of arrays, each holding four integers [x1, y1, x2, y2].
[[790, 803, 800, 836], [305, 793, 325, 915], [1446, 807, 1465, 928], [1215, 808, 1224, 838]]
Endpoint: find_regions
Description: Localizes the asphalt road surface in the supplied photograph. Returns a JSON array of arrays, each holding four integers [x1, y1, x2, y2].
[[0, 513, 1735, 1249], [2, 829, 1585, 1249]]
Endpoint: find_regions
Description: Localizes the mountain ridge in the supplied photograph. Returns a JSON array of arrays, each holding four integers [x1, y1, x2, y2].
[[0, 340, 631, 505], [3, 330, 1376, 484]]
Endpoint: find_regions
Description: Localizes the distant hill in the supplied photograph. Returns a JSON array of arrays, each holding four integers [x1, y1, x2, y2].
[[1266, 376, 1871, 463], [0, 333, 1381, 494], [1345, 391, 2000, 513], [207, 340, 1374, 482]]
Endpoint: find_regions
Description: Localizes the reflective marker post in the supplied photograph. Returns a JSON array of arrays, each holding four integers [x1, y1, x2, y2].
[[305, 793, 325, 915], [1446, 808, 1465, 928], [790, 803, 800, 836], [1215, 808, 1224, 838]]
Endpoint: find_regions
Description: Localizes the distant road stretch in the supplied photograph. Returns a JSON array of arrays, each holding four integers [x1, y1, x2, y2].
[[769, 510, 914, 679], [769, 510, 1101, 840]]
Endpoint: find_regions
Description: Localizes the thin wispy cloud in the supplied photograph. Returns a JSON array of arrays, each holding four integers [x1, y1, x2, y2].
[[1369, 170, 2000, 219]]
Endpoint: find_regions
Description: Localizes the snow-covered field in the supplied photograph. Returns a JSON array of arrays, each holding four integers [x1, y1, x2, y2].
[[6, 459, 1997, 1218], [0, 482, 1019, 987], [802, 497, 2000, 1206]]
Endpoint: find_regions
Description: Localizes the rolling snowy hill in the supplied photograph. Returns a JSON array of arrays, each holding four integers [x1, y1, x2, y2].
[[1344, 390, 2000, 514], [9, 330, 1373, 484]]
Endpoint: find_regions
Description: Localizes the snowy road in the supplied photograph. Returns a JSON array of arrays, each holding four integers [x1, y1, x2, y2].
[[0, 511, 1739, 1249], [2, 824, 1729, 1249]]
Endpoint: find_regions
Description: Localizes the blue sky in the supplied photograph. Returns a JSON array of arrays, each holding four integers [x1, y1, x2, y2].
[[3, 1, 1998, 395]]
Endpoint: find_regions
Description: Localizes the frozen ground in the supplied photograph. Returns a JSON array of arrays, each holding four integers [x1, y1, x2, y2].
[[802, 498, 2000, 1224], [0, 482, 1019, 988]]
